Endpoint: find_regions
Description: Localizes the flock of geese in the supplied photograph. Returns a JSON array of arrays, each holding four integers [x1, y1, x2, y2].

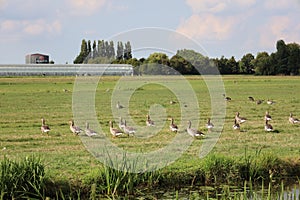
[[229, 96, 299, 132], [40, 96, 299, 138]]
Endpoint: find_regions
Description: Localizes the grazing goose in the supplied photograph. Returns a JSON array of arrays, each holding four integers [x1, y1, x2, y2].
[[169, 118, 178, 132], [223, 94, 231, 101], [69, 120, 82, 135], [187, 120, 204, 138], [289, 113, 300, 124], [206, 118, 214, 129], [146, 114, 155, 126], [267, 99, 275, 105], [116, 101, 124, 109], [109, 121, 123, 137], [85, 122, 97, 137], [264, 111, 272, 121], [118, 117, 125, 130], [41, 118, 50, 135], [256, 99, 264, 105], [232, 119, 240, 130], [264, 120, 273, 132], [235, 112, 247, 124], [248, 96, 255, 101], [123, 120, 136, 135], [170, 100, 176, 105]]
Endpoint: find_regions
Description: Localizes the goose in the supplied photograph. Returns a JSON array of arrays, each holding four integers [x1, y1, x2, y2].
[[264, 111, 272, 121], [69, 120, 82, 135], [235, 112, 247, 124], [123, 120, 136, 135], [264, 120, 273, 132], [109, 121, 123, 137], [116, 101, 124, 109], [267, 99, 275, 105], [41, 118, 50, 135], [169, 118, 178, 132], [289, 113, 300, 124], [146, 114, 155, 126], [187, 120, 204, 138], [223, 94, 231, 101], [232, 119, 240, 130], [118, 117, 125, 130], [256, 99, 264, 105], [170, 100, 176, 105], [206, 118, 214, 129], [248, 96, 255, 101], [85, 122, 97, 137]]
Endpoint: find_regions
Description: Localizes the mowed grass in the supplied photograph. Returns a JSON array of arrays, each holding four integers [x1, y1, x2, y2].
[[0, 75, 299, 184]]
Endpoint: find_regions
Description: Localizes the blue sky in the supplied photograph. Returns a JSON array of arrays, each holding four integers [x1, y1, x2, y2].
[[1, 0, 300, 64]]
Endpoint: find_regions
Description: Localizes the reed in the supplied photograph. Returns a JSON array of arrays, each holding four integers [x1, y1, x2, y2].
[[86, 153, 161, 197], [0, 156, 46, 199]]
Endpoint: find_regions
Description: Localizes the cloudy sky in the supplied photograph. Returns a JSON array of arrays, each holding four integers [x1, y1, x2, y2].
[[1, 0, 300, 64]]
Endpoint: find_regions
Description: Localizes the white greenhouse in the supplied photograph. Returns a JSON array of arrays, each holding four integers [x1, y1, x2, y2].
[[0, 64, 134, 76]]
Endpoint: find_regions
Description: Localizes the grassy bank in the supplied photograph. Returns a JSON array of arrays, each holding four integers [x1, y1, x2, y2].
[[0, 75, 299, 198], [1, 153, 299, 199]]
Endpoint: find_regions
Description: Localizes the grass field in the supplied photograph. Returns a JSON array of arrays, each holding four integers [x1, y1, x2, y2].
[[0, 75, 300, 197]]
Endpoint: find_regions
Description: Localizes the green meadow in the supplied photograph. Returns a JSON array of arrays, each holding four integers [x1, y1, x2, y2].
[[0, 75, 299, 198]]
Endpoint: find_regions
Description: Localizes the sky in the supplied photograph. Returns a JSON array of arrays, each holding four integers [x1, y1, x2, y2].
[[1, 0, 300, 64]]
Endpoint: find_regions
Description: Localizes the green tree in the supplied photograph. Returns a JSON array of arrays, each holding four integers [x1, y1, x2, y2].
[[116, 42, 124, 60], [239, 53, 255, 74], [169, 54, 190, 74], [176, 49, 212, 74], [108, 41, 115, 59], [275, 39, 289, 74], [73, 39, 89, 63], [98, 40, 105, 58], [227, 56, 239, 74], [213, 56, 231, 74], [124, 41, 132, 60], [287, 43, 300, 75], [91, 40, 97, 58], [253, 52, 274, 75]]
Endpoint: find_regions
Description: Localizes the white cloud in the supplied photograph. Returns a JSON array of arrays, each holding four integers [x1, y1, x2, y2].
[[176, 14, 237, 41], [185, 0, 256, 13], [66, 0, 107, 16], [1, 19, 62, 36], [264, 0, 296, 10], [0, 20, 19, 32], [259, 15, 300, 49]]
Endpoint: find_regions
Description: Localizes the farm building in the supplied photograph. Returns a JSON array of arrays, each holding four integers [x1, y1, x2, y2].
[[0, 64, 134, 76], [25, 53, 49, 64]]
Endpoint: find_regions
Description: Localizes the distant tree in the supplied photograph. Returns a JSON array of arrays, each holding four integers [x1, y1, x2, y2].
[[287, 43, 300, 75], [108, 41, 115, 59], [142, 52, 170, 75], [253, 52, 274, 75], [239, 53, 255, 74], [169, 54, 190, 74], [275, 39, 289, 75], [124, 41, 132, 60], [116, 42, 124, 60], [176, 49, 213, 74], [74, 39, 88, 63], [227, 56, 239, 74], [98, 40, 105, 58], [213, 56, 231, 74], [92, 40, 97, 58], [87, 40, 92, 59]]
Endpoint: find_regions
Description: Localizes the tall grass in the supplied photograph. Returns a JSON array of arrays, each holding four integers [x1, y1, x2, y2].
[[85, 153, 161, 197], [0, 156, 46, 199]]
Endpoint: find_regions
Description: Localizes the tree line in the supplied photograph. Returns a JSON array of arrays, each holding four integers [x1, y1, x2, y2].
[[74, 39, 300, 75]]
